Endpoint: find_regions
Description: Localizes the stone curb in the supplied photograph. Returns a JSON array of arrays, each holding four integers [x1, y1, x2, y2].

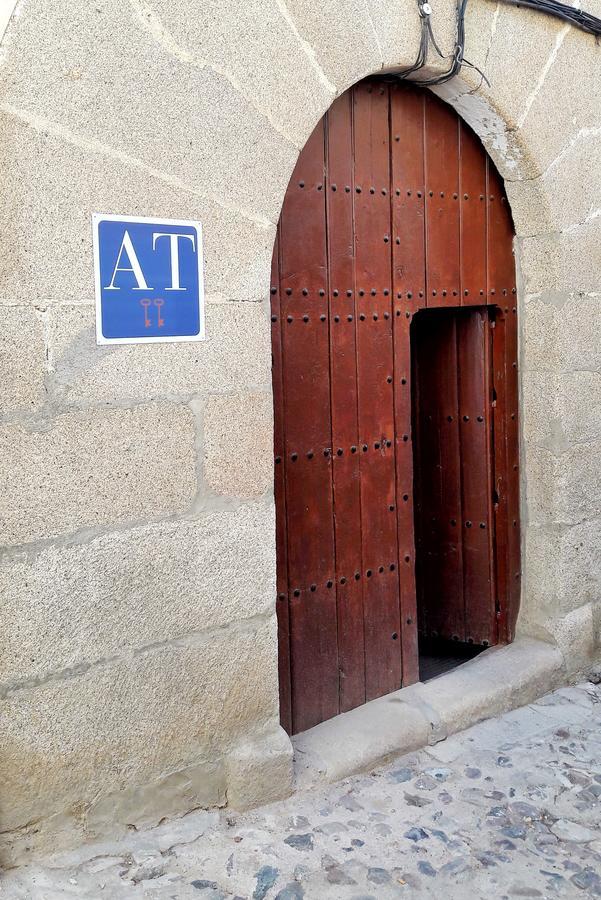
[[292, 637, 565, 790]]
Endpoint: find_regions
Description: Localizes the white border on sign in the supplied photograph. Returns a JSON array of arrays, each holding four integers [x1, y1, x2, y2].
[[92, 213, 206, 345]]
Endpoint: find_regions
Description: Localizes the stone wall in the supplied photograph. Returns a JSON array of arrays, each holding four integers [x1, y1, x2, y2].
[[0, 0, 599, 865]]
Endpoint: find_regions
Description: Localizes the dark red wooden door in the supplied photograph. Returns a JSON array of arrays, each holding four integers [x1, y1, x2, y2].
[[271, 80, 519, 735]]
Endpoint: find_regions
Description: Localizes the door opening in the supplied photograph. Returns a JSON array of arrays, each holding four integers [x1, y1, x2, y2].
[[271, 78, 520, 735], [411, 306, 496, 681]]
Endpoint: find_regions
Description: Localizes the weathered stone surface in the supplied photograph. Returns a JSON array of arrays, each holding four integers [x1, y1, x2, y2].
[[203, 392, 272, 498], [521, 295, 564, 373], [433, 79, 527, 185], [0, 403, 197, 546], [523, 521, 601, 620], [143, 0, 333, 147], [367, 0, 456, 75], [443, 8, 601, 185], [280, 0, 381, 90], [525, 442, 601, 526], [522, 293, 601, 374], [561, 372, 601, 444], [284, 832, 314, 851], [478, 2, 571, 133], [0, 110, 275, 303], [519, 223, 601, 294], [522, 371, 601, 450], [506, 132, 601, 237], [516, 25, 601, 178], [460, 0, 502, 82], [545, 604, 597, 677], [84, 760, 225, 839], [226, 727, 293, 811], [293, 692, 431, 790], [46, 301, 271, 404], [594, 602, 601, 654], [0, 0, 297, 222], [505, 178, 552, 238], [0, 503, 276, 681], [1, 615, 279, 832], [0, 304, 46, 411], [521, 372, 561, 450], [403, 638, 564, 736]]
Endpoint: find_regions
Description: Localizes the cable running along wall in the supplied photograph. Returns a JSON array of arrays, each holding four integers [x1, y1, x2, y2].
[[398, 0, 601, 87]]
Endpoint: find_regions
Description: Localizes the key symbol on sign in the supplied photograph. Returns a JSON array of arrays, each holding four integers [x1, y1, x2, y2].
[[154, 298, 165, 328], [140, 298, 152, 328]]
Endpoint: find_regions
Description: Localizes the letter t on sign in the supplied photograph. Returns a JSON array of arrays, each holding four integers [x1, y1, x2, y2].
[[152, 232, 196, 291]]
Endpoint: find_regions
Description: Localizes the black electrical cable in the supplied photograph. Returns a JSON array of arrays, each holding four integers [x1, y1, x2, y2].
[[395, 0, 484, 87], [504, 0, 601, 36], [395, 0, 601, 88]]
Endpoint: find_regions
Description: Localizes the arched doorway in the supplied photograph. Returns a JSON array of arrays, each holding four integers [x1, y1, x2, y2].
[[270, 78, 520, 736]]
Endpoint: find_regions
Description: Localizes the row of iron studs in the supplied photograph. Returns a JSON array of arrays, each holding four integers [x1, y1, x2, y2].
[[297, 181, 505, 204], [278, 506, 494, 604], [275, 413, 487, 465], [271, 287, 517, 298], [278, 563, 400, 600], [272, 308, 513, 324], [275, 440, 398, 465], [272, 302, 517, 324]]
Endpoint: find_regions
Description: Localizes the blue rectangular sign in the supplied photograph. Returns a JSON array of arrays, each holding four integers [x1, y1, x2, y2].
[[93, 214, 205, 344]]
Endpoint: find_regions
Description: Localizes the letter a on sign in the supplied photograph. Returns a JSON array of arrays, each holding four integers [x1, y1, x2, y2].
[[92, 214, 205, 344]]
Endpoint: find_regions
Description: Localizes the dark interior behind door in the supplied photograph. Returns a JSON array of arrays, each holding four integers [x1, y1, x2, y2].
[[412, 307, 497, 648]]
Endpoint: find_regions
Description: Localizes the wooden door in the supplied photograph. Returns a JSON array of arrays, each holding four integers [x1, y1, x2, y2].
[[270, 80, 520, 735]]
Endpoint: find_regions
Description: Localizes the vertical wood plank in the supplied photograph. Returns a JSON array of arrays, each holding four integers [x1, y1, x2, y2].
[[353, 81, 402, 701], [459, 122, 488, 307], [435, 314, 465, 639], [391, 84, 426, 317], [491, 305, 509, 642], [411, 312, 435, 640], [505, 303, 521, 641], [390, 84, 422, 684], [488, 163, 520, 640], [271, 230, 292, 734], [279, 120, 339, 733], [424, 94, 460, 308], [457, 309, 496, 644], [326, 92, 366, 712]]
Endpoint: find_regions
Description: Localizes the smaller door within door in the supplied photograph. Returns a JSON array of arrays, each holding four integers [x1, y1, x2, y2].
[[411, 307, 497, 648]]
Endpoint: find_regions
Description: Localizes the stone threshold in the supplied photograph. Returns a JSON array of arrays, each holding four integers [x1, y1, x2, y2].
[[292, 637, 565, 790]]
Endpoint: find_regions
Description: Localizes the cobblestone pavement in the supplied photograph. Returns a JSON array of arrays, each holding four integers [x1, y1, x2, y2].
[[4, 681, 601, 900]]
